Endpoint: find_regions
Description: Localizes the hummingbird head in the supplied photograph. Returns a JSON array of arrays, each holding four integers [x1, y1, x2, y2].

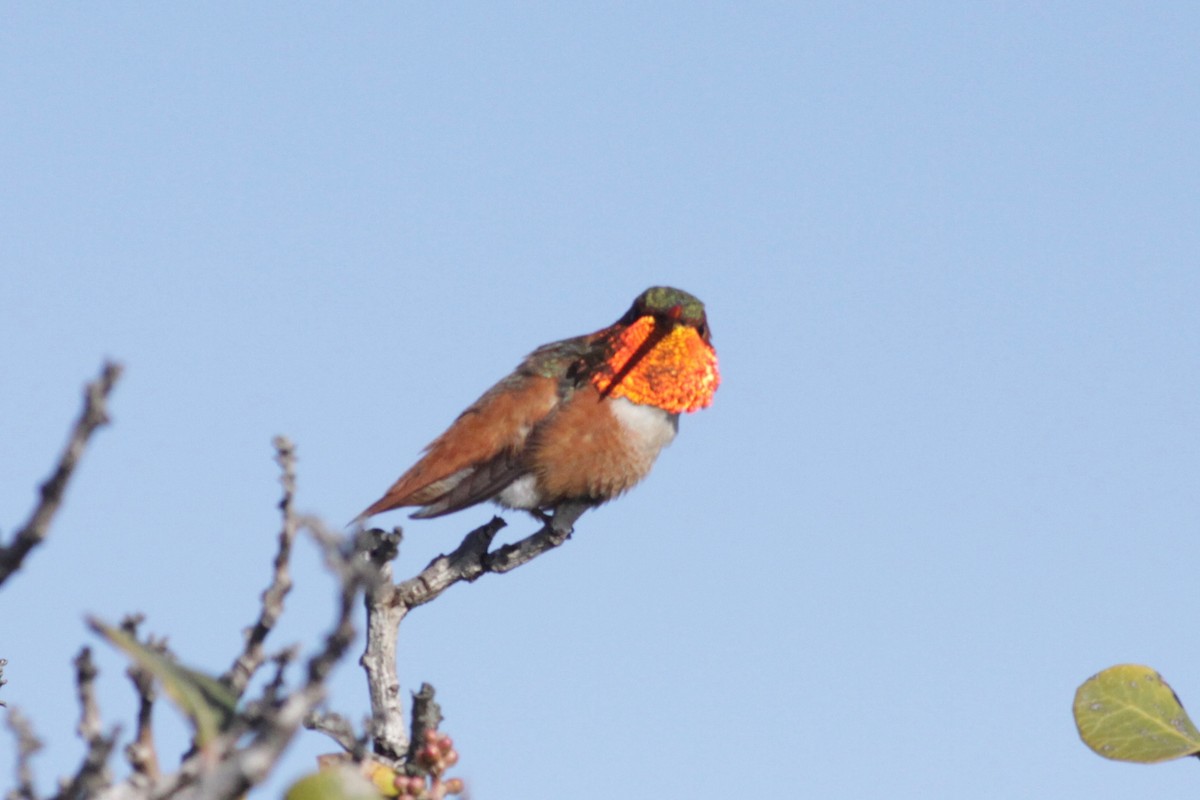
[[619, 286, 713, 345], [591, 286, 720, 413]]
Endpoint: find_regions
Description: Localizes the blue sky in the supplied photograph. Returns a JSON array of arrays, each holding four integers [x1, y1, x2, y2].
[[3, 4, 1199, 798]]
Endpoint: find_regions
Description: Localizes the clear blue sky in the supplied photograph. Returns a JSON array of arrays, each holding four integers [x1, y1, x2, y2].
[[3, 4, 1199, 798]]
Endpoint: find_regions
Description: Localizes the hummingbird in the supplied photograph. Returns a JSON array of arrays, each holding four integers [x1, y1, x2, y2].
[[358, 286, 719, 534]]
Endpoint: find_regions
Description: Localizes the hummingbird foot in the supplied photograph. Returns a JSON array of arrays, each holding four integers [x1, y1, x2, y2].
[[546, 501, 591, 539]]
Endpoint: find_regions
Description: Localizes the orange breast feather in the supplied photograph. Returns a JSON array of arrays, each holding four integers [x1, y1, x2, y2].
[[529, 384, 658, 502]]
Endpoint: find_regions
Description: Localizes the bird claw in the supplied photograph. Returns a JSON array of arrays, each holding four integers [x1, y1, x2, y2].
[[548, 502, 591, 539]]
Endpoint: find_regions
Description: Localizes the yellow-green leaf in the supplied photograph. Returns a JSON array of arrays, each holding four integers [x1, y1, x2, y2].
[[1074, 664, 1200, 763], [285, 768, 383, 800], [88, 616, 237, 745], [315, 754, 401, 797], [362, 758, 401, 797]]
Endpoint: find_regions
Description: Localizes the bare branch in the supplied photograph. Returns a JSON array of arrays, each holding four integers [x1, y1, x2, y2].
[[393, 517, 571, 610], [73, 649, 105, 750], [55, 648, 119, 800], [357, 528, 406, 761], [303, 711, 360, 755], [0, 361, 122, 587], [390, 518, 504, 611], [355, 514, 571, 764], [171, 516, 372, 800], [404, 684, 443, 773], [222, 436, 299, 696], [5, 706, 44, 800], [258, 647, 299, 707], [4, 415, 585, 800], [54, 732, 119, 800], [119, 620, 162, 783], [298, 518, 370, 687]]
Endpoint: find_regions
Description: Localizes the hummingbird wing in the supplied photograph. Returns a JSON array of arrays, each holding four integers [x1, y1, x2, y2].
[[407, 447, 528, 519], [357, 335, 593, 521]]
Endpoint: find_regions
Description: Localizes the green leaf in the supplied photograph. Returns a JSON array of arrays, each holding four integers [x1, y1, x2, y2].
[[88, 616, 237, 745], [285, 768, 384, 800], [1074, 664, 1200, 763]]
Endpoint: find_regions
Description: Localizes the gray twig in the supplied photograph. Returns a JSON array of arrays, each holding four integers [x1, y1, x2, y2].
[[303, 711, 361, 755], [222, 436, 299, 696], [172, 516, 373, 800], [258, 647, 299, 707], [356, 514, 570, 764], [358, 528, 406, 761], [0, 362, 122, 587], [119, 617, 162, 783], [55, 648, 118, 800], [53, 731, 119, 800], [6, 706, 44, 800], [393, 516, 570, 611], [73, 649, 104, 749], [404, 684, 443, 773]]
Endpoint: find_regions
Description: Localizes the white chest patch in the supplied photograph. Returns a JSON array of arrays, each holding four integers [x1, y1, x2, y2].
[[609, 396, 679, 457], [496, 473, 542, 510]]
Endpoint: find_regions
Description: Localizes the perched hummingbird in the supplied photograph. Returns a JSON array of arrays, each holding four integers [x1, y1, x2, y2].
[[358, 286, 719, 534]]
